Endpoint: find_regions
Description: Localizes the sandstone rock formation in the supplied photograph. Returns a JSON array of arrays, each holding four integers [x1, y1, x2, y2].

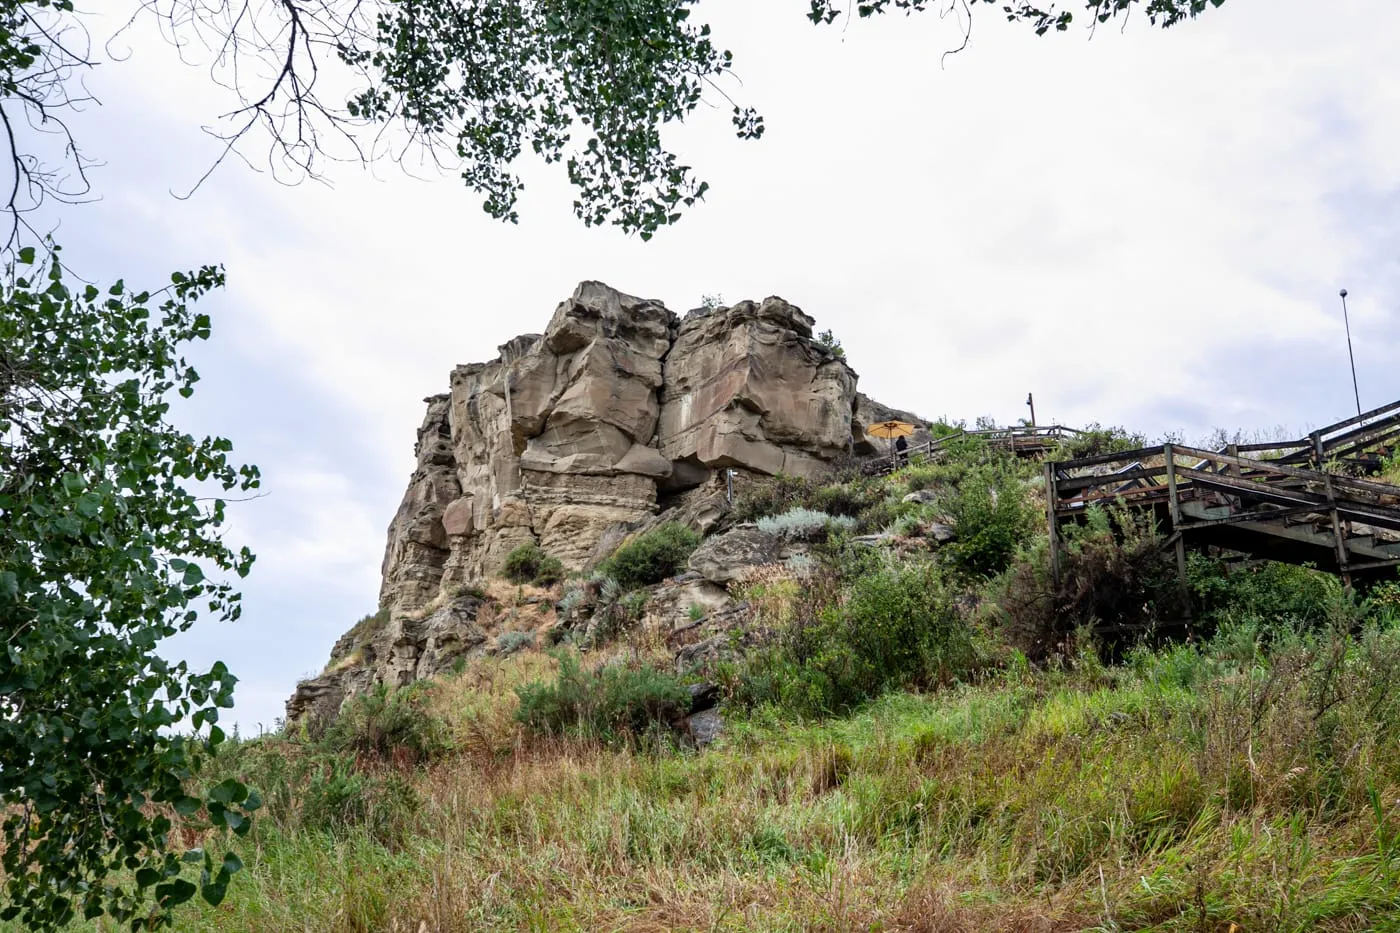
[[377, 281, 875, 618], [287, 281, 927, 726]]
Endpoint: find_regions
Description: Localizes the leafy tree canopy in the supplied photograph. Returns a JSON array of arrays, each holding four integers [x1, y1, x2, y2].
[[0, 0, 1228, 242], [0, 248, 261, 929]]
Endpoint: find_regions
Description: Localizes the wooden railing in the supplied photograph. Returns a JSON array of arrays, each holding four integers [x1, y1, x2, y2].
[[870, 424, 1083, 474], [1046, 412, 1400, 591]]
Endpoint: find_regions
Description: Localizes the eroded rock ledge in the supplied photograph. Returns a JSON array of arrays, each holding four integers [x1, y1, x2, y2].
[[289, 281, 920, 727]]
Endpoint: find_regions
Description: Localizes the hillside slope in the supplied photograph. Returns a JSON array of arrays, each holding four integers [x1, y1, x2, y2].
[[33, 432, 1400, 932]]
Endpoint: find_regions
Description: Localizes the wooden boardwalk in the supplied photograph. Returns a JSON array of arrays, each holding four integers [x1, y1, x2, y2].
[[1047, 400, 1400, 590], [868, 424, 1082, 476]]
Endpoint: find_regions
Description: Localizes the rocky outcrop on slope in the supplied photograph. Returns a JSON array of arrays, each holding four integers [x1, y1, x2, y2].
[[377, 282, 874, 617], [288, 281, 926, 727]]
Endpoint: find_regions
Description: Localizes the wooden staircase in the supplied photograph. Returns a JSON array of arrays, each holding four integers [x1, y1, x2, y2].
[[1047, 400, 1400, 589]]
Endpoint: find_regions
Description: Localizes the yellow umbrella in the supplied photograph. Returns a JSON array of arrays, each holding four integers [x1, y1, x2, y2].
[[866, 420, 917, 467], [866, 420, 916, 441]]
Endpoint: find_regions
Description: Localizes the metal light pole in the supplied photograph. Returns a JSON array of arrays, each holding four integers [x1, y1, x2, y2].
[[1340, 288, 1362, 418]]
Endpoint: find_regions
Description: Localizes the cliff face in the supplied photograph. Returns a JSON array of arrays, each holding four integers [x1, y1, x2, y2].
[[288, 281, 916, 728], [376, 282, 864, 617]]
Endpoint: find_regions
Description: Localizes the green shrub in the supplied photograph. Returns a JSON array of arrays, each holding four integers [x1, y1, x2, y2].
[[737, 557, 976, 717], [1189, 555, 1342, 631], [533, 554, 564, 586], [940, 459, 1038, 578], [597, 522, 700, 590], [502, 541, 565, 586], [809, 480, 884, 518], [327, 681, 452, 764], [1053, 423, 1146, 460], [515, 653, 691, 743]]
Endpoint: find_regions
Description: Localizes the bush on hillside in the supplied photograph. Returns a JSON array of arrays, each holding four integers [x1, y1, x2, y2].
[[326, 681, 452, 764], [515, 653, 691, 743], [993, 507, 1183, 661], [299, 753, 421, 848], [756, 507, 857, 541], [1189, 555, 1343, 631], [502, 541, 565, 586], [731, 473, 815, 523], [808, 480, 885, 518], [597, 522, 700, 590], [737, 557, 977, 717], [940, 460, 1039, 578], [1053, 423, 1146, 460]]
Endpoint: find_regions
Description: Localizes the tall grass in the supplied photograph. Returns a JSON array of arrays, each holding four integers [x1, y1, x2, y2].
[[30, 624, 1400, 932]]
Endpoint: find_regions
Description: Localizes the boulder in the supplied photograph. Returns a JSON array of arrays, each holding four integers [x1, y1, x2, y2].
[[687, 526, 782, 585], [928, 522, 956, 544], [682, 708, 724, 749], [659, 297, 857, 480], [377, 395, 461, 614]]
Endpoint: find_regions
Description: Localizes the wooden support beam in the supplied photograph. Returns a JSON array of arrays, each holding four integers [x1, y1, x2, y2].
[[1325, 473, 1353, 590], [1163, 444, 1192, 619], [1045, 461, 1061, 589]]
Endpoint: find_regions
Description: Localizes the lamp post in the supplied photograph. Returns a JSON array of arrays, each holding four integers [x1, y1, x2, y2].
[[1340, 288, 1362, 419]]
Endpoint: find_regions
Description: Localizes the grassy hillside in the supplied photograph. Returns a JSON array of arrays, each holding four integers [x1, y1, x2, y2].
[[26, 436, 1400, 931]]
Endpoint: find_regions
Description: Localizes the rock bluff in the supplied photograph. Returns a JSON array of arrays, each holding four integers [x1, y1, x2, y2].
[[287, 281, 920, 726]]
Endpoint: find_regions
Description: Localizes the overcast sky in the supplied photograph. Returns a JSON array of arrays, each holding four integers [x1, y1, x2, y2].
[[37, 0, 1400, 731]]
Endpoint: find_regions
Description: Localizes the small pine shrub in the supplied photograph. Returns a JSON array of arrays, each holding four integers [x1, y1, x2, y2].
[[327, 681, 452, 764], [533, 554, 565, 586], [515, 653, 691, 743], [502, 541, 565, 586], [597, 522, 700, 590]]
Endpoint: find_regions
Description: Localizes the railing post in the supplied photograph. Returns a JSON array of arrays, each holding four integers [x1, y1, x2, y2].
[[1164, 444, 1192, 619], [1312, 430, 1325, 467], [1044, 461, 1061, 589], [1324, 473, 1352, 589]]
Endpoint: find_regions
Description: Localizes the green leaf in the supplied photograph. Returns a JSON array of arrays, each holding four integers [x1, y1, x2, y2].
[[200, 880, 228, 907], [18, 245, 35, 264], [208, 778, 247, 806], [156, 879, 197, 908], [173, 796, 202, 817]]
